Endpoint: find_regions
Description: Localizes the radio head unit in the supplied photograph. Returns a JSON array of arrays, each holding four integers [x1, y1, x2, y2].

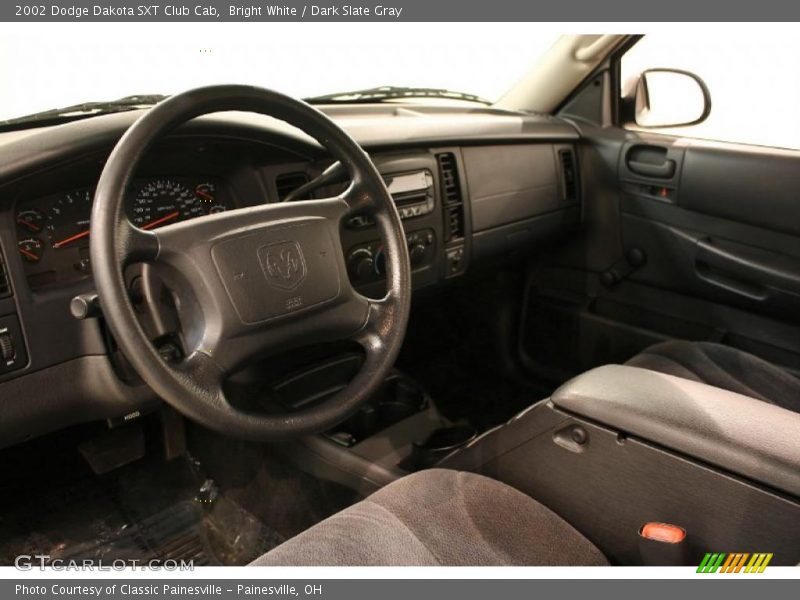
[[347, 169, 435, 228]]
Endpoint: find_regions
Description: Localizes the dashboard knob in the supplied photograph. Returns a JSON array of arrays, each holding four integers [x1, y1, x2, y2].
[[70, 293, 101, 320], [0, 332, 15, 362], [408, 243, 426, 266], [347, 248, 375, 280]]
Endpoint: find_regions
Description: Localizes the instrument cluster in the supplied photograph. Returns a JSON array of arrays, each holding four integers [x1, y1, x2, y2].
[[14, 176, 232, 288]]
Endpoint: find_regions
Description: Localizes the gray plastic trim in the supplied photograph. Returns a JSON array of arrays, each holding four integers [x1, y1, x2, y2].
[[0, 355, 158, 448]]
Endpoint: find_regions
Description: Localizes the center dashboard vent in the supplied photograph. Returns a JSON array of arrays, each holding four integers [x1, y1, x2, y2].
[[558, 148, 578, 202], [436, 153, 465, 242], [0, 248, 11, 298], [275, 172, 311, 201]]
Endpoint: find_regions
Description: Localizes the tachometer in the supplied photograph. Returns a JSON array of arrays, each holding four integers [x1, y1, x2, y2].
[[129, 179, 203, 229]]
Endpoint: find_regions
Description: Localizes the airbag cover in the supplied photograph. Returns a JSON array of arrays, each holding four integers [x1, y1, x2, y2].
[[211, 219, 341, 323]]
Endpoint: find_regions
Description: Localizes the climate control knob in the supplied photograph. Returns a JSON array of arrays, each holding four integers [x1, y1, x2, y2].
[[408, 243, 426, 266], [347, 248, 375, 281]]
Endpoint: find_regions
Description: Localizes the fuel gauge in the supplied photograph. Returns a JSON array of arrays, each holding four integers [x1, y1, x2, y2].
[[18, 237, 44, 263], [195, 182, 216, 204]]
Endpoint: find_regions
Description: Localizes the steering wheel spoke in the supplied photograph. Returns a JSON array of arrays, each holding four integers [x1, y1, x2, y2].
[[336, 176, 377, 215], [174, 350, 226, 397], [350, 293, 394, 352], [120, 219, 160, 266]]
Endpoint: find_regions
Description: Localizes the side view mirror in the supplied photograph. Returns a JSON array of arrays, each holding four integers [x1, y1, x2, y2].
[[625, 68, 711, 128]]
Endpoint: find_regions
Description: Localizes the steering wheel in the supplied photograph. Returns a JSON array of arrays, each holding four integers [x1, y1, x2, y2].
[[90, 85, 411, 441]]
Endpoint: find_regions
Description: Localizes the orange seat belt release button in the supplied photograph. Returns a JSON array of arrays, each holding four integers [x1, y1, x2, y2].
[[640, 522, 686, 544], [639, 522, 689, 565]]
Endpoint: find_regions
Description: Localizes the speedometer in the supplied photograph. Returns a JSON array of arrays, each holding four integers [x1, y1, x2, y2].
[[47, 190, 93, 249], [129, 179, 204, 229]]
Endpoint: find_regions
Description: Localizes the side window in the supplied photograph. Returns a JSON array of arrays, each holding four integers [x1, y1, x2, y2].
[[620, 34, 800, 150]]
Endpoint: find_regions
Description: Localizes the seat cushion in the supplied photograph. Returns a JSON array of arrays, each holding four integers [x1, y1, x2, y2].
[[250, 469, 608, 566], [626, 340, 800, 413]]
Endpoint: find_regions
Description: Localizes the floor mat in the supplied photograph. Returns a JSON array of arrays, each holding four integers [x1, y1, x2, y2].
[[186, 425, 362, 542], [0, 426, 284, 566], [54, 501, 212, 565]]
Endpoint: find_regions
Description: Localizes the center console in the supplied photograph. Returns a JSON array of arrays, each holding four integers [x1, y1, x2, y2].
[[344, 168, 438, 286], [441, 365, 800, 566], [335, 150, 470, 299], [272, 352, 475, 496]]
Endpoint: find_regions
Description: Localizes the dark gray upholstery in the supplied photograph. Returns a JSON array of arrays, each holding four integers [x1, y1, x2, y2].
[[626, 340, 800, 413], [251, 469, 608, 566]]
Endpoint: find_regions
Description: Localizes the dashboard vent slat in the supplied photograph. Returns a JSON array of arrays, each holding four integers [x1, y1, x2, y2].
[[558, 148, 578, 202], [275, 172, 311, 201], [0, 248, 11, 298], [436, 153, 465, 242]]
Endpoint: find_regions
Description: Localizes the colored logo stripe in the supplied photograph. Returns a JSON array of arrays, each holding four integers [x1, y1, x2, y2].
[[746, 553, 773, 573], [721, 553, 749, 573], [697, 553, 726, 573], [697, 552, 773, 573]]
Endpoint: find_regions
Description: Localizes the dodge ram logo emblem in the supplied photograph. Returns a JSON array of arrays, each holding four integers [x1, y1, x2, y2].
[[259, 241, 307, 290]]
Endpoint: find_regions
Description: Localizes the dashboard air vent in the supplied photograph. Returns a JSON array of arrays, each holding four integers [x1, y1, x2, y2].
[[558, 148, 578, 202], [0, 248, 11, 298], [436, 153, 465, 241], [275, 172, 311, 201]]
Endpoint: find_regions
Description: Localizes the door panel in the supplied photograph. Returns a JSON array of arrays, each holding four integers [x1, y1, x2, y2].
[[620, 137, 800, 322], [680, 145, 800, 236], [520, 128, 800, 381]]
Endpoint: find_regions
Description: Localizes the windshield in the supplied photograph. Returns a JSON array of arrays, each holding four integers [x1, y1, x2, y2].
[[0, 24, 560, 123]]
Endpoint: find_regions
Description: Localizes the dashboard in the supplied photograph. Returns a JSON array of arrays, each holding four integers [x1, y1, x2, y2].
[[15, 176, 234, 288], [0, 104, 581, 447]]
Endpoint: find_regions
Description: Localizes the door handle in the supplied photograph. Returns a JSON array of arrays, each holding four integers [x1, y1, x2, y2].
[[627, 159, 676, 179]]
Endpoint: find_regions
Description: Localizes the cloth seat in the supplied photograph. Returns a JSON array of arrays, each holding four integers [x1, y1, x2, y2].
[[626, 340, 800, 413], [251, 468, 608, 566]]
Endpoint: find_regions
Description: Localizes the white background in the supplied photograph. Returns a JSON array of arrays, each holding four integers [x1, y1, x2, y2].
[[3, 23, 800, 148], [0, 23, 561, 118]]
